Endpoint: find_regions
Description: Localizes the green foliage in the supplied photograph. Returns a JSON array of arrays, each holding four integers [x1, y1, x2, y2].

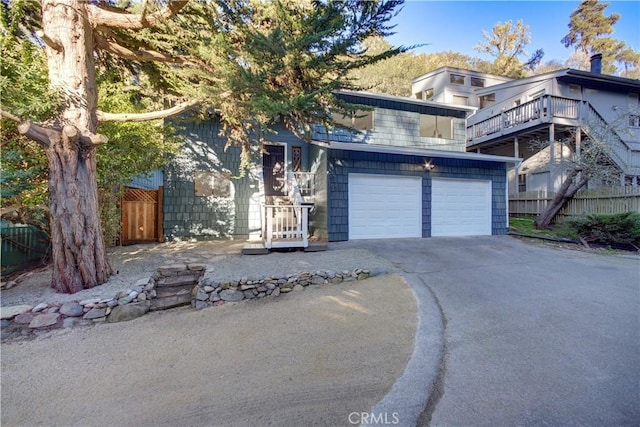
[[349, 37, 492, 97], [112, 0, 407, 167], [567, 212, 640, 245], [98, 188, 123, 247], [96, 70, 183, 188]]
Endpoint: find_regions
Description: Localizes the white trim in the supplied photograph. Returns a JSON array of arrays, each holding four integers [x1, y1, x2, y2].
[[311, 140, 521, 165], [337, 89, 478, 113]]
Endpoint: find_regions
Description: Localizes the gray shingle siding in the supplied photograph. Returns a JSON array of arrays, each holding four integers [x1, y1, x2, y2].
[[326, 149, 508, 241], [163, 118, 311, 241]]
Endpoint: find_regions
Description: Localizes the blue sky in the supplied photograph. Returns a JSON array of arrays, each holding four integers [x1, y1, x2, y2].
[[386, 1, 640, 64]]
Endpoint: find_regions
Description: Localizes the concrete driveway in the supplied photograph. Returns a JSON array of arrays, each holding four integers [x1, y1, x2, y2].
[[343, 236, 640, 426]]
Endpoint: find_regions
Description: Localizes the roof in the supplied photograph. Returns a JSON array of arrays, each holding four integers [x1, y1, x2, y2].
[[410, 66, 514, 85], [336, 90, 476, 118], [474, 68, 640, 96], [311, 140, 521, 165]]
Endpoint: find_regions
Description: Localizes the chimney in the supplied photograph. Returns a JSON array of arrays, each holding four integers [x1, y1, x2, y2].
[[590, 54, 602, 74]]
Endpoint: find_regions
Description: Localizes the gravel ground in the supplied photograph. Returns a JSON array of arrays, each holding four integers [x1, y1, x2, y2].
[[1, 240, 397, 307]]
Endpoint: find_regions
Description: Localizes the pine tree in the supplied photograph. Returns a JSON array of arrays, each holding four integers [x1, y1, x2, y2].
[[561, 0, 638, 74]]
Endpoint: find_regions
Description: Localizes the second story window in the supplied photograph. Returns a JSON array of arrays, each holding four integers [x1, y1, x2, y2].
[[480, 93, 496, 109], [333, 110, 374, 131], [450, 73, 465, 85], [471, 77, 485, 88], [420, 114, 453, 139]]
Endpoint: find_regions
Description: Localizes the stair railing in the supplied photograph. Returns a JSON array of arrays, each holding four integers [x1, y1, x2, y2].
[[263, 171, 310, 249]]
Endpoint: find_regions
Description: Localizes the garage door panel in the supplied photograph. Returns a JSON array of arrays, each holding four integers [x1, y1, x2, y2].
[[349, 174, 422, 240], [431, 178, 492, 237]]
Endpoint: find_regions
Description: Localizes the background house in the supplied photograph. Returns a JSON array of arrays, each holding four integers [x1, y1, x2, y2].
[[412, 58, 640, 195]]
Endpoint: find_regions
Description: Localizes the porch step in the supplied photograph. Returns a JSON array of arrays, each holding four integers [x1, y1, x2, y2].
[[304, 242, 328, 252], [241, 242, 269, 255]]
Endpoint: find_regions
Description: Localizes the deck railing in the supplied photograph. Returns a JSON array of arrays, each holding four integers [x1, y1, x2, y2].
[[467, 95, 640, 174]]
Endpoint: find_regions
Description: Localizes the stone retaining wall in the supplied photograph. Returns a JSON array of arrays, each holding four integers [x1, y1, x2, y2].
[[1, 264, 381, 341]]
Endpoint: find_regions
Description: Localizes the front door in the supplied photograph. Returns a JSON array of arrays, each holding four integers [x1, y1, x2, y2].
[[263, 144, 286, 196]]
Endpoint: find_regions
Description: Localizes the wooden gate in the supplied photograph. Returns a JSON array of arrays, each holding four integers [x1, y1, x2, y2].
[[121, 187, 163, 244]]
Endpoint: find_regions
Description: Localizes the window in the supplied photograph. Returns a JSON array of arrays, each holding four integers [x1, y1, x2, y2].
[[470, 77, 485, 88], [292, 146, 301, 172], [420, 114, 453, 139], [449, 73, 465, 85], [414, 92, 423, 100], [629, 115, 640, 127], [518, 174, 526, 192], [479, 93, 496, 109], [514, 99, 522, 107], [424, 88, 434, 99], [452, 95, 468, 106], [194, 171, 232, 198], [333, 110, 373, 130]]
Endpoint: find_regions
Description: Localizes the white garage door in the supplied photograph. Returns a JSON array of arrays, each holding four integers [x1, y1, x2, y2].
[[431, 178, 492, 237], [349, 174, 422, 239]]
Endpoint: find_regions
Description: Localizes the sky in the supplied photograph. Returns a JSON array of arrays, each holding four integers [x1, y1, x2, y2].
[[386, 0, 640, 64]]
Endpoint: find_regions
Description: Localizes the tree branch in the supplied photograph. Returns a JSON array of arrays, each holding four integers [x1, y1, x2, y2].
[[96, 100, 200, 123], [94, 33, 184, 63], [1, 109, 57, 148], [0, 109, 22, 123], [87, 1, 190, 30]]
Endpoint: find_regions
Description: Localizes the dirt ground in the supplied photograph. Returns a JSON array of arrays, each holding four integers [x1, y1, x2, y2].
[[1, 274, 417, 427]]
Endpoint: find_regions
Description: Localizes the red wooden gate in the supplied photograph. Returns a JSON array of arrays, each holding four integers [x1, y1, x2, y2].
[[121, 187, 163, 244]]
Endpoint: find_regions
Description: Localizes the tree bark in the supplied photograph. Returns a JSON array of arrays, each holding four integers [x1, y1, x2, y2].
[[534, 168, 589, 229], [42, 0, 112, 293]]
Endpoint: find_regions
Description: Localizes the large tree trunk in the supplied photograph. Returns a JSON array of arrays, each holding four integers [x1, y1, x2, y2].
[[535, 168, 589, 229], [42, 0, 112, 292]]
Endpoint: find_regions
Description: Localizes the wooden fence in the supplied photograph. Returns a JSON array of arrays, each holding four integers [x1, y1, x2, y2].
[[121, 187, 163, 244], [510, 187, 640, 221]]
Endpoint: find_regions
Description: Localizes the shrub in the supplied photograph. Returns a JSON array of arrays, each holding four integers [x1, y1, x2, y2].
[[567, 212, 640, 246]]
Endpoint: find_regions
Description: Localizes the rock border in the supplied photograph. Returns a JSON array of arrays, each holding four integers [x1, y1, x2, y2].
[[1, 265, 384, 341]]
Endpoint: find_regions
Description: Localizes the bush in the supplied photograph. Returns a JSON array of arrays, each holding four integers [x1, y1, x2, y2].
[[567, 212, 640, 246]]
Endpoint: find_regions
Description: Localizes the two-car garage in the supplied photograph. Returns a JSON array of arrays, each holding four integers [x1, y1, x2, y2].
[[347, 173, 493, 239]]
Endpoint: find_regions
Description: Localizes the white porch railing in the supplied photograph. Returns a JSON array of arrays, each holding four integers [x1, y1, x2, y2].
[[263, 203, 311, 249], [262, 172, 312, 249]]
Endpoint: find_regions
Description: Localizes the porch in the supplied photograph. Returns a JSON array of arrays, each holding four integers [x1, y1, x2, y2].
[[242, 171, 325, 255]]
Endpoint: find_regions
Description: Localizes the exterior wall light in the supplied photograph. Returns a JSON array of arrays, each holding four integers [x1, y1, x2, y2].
[[423, 160, 435, 171]]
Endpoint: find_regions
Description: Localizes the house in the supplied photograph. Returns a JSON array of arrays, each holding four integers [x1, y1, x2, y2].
[[158, 90, 519, 246], [412, 57, 640, 195], [411, 66, 512, 108]]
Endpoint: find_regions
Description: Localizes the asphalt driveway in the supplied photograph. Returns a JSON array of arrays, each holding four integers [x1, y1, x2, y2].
[[342, 236, 640, 426]]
